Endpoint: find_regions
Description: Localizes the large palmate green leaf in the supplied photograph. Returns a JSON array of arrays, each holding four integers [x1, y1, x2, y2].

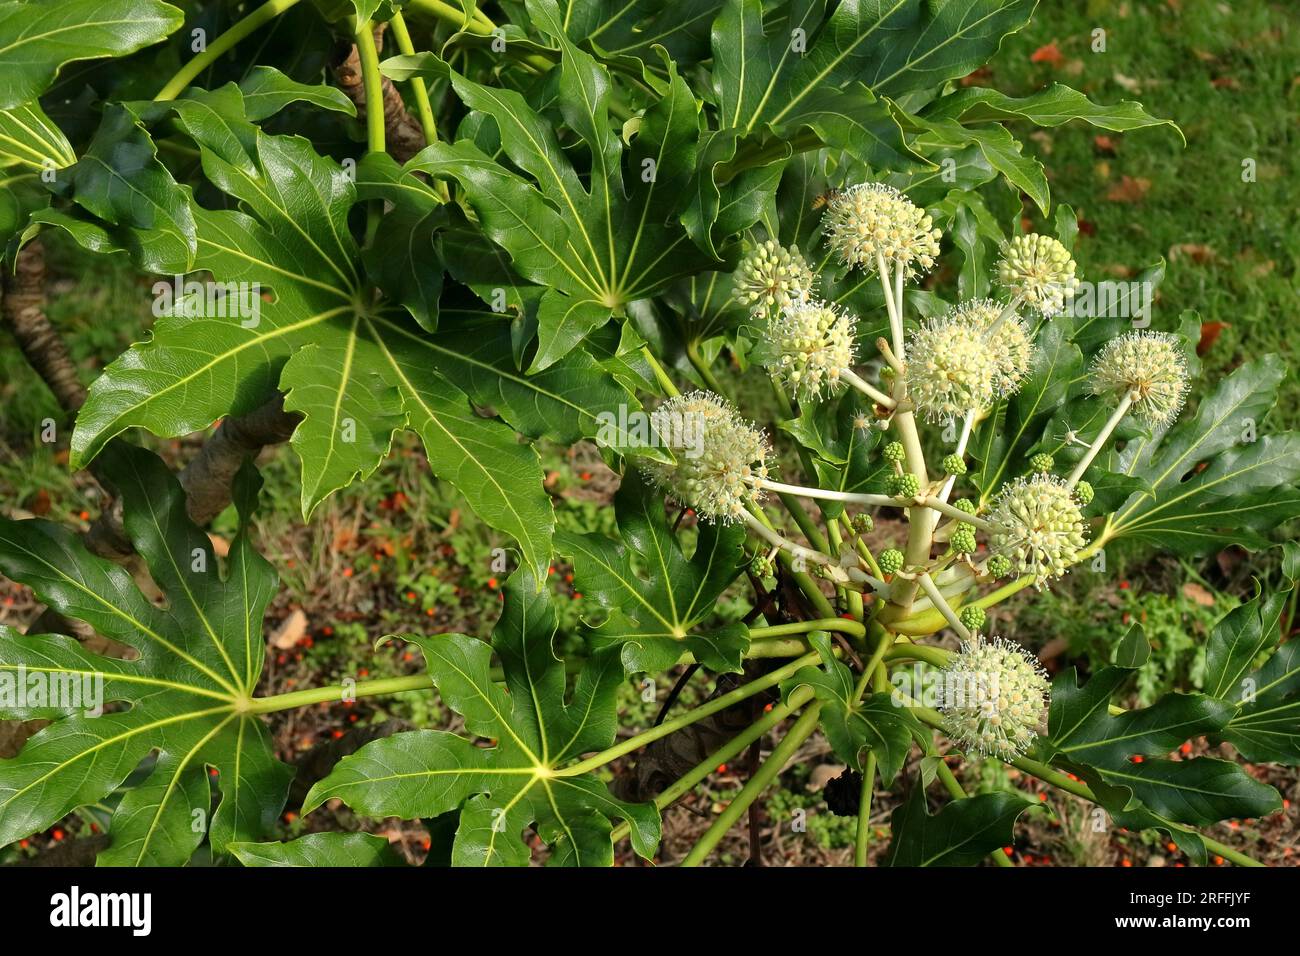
[[304, 569, 660, 866], [923, 83, 1182, 140], [1105, 355, 1300, 554], [783, 633, 919, 784], [558, 472, 749, 674], [709, 0, 1032, 137], [556, 0, 719, 67], [49, 83, 555, 579], [230, 831, 404, 867], [885, 790, 1035, 867], [0, 444, 292, 865], [0, 0, 183, 110], [0, 99, 75, 246], [1044, 662, 1281, 828], [389, 0, 706, 369], [1205, 548, 1300, 764]]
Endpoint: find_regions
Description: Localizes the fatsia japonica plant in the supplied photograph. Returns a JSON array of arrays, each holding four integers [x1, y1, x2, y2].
[[1, 0, 1298, 869]]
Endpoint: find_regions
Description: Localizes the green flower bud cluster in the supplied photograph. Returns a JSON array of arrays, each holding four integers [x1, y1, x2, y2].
[[986, 554, 1012, 578], [959, 604, 986, 632], [822, 183, 942, 279], [997, 234, 1080, 317], [941, 637, 1049, 759], [749, 553, 775, 579], [942, 453, 967, 476], [878, 548, 905, 575], [950, 525, 977, 554], [883, 441, 906, 463], [851, 513, 874, 534], [735, 239, 816, 320], [886, 472, 920, 498], [952, 499, 976, 514], [1075, 480, 1094, 506], [1029, 452, 1055, 473]]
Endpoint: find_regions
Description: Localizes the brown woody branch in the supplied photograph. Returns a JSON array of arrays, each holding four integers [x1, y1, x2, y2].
[[333, 24, 427, 163]]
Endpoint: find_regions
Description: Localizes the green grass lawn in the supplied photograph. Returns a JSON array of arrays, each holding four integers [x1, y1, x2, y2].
[[993, 0, 1299, 426]]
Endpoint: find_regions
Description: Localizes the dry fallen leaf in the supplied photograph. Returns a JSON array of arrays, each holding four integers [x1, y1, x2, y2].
[[1106, 175, 1152, 203], [809, 764, 847, 792], [1113, 72, 1142, 93], [208, 532, 230, 557], [1182, 582, 1216, 607], [1031, 42, 1064, 67], [1093, 135, 1118, 154], [271, 607, 309, 649], [1169, 243, 1217, 264]]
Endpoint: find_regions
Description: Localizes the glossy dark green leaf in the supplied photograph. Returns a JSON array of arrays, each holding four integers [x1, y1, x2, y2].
[[230, 832, 405, 867], [0, 0, 183, 109], [54, 85, 554, 580], [783, 633, 917, 784], [0, 444, 292, 865], [304, 569, 660, 866], [1107, 355, 1300, 553], [885, 789, 1035, 867], [924, 83, 1183, 142], [1046, 664, 1281, 827], [558, 473, 749, 674], [392, 13, 705, 367]]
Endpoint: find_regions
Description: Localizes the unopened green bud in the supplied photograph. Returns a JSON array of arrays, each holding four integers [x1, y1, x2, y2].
[[878, 549, 905, 575], [942, 453, 967, 476]]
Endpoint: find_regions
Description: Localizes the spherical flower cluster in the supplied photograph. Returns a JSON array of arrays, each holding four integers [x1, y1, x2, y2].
[[942, 453, 967, 476], [997, 234, 1080, 316], [878, 548, 905, 575], [735, 240, 816, 319], [958, 604, 986, 632], [988, 476, 1088, 585], [762, 300, 857, 403], [822, 183, 941, 279], [1029, 452, 1055, 473], [905, 314, 999, 422], [887, 472, 920, 498], [950, 525, 977, 554], [640, 391, 770, 523], [986, 554, 1012, 578], [950, 298, 1035, 396], [941, 637, 1049, 759], [1075, 480, 1094, 506], [1089, 330, 1190, 427]]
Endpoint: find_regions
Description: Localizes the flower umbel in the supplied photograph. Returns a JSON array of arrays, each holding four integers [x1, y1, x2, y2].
[[941, 637, 1049, 759], [640, 391, 771, 523], [988, 475, 1087, 584], [951, 298, 1035, 396], [763, 300, 857, 403], [905, 313, 999, 421], [735, 240, 816, 319], [822, 183, 941, 279], [1090, 330, 1190, 427], [997, 234, 1080, 316]]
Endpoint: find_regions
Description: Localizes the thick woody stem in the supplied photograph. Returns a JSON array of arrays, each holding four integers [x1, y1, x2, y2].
[[333, 24, 427, 163], [1, 241, 86, 413]]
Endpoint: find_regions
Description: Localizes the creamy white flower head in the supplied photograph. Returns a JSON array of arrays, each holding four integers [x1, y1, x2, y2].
[[988, 475, 1087, 585], [950, 298, 1035, 396], [905, 313, 999, 422], [640, 391, 771, 523], [941, 636, 1049, 759], [1090, 330, 1190, 427], [997, 234, 1080, 316], [763, 300, 857, 404], [822, 182, 942, 279], [735, 239, 816, 320]]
